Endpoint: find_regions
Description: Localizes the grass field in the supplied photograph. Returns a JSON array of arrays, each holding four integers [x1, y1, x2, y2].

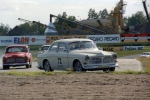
[[137, 57, 150, 72]]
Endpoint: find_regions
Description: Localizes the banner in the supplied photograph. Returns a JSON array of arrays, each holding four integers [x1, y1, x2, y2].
[[46, 35, 86, 44], [120, 34, 150, 42], [124, 46, 144, 50], [87, 34, 120, 43], [0, 36, 46, 46]]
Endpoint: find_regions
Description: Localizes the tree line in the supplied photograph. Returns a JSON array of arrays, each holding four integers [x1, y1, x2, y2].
[[0, 8, 148, 35]]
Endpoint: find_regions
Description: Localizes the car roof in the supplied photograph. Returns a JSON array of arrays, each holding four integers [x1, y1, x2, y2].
[[53, 38, 92, 43], [6, 44, 29, 48]]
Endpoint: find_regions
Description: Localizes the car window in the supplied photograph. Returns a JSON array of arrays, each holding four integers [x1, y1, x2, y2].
[[42, 46, 49, 51], [6, 47, 27, 53], [49, 43, 58, 51], [69, 41, 97, 50], [58, 43, 66, 52], [21, 47, 27, 52]]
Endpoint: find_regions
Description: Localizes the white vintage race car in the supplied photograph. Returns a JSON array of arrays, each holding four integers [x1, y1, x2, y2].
[[140, 52, 150, 58], [37, 38, 119, 72]]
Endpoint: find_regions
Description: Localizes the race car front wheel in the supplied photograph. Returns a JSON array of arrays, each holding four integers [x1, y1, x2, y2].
[[3, 65, 10, 70], [44, 60, 53, 72], [74, 60, 85, 72]]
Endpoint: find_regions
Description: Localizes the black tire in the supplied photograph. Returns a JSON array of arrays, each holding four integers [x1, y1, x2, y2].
[[26, 61, 32, 68], [74, 60, 84, 72], [3, 65, 10, 70], [30, 62, 32, 68], [103, 68, 109, 73], [109, 67, 115, 71], [26, 64, 30, 68], [44, 60, 53, 72]]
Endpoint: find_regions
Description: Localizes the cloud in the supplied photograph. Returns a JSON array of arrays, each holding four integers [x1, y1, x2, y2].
[[127, 0, 142, 6], [0, 0, 147, 28], [63, 6, 84, 10]]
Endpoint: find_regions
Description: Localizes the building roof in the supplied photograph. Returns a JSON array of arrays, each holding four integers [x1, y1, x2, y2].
[[6, 26, 38, 36]]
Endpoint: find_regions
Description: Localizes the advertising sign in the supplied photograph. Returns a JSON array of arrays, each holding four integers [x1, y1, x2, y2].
[[100, 47, 124, 51], [120, 34, 150, 42], [87, 34, 120, 43], [0, 36, 46, 46], [124, 46, 144, 50], [0, 36, 14, 46], [29, 36, 46, 45], [46, 35, 86, 44]]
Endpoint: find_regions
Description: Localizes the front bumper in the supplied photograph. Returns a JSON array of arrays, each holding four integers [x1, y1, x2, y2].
[[3, 62, 29, 66], [83, 63, 119, 70]]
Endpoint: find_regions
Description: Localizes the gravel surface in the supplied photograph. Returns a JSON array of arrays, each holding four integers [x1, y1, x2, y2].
[[0, 73, 150, 100]]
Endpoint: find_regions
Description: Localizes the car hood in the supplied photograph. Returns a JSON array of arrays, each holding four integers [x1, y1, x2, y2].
[[70, 49, 112, 56], [4, 52, 28, 58]]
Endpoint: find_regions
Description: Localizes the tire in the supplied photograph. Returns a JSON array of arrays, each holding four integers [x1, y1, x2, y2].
[[26, 61, 32, 68], [44, 60, 53, 72], [3, 65, 10, 70], [109, 67, 115, 71], [30, 62, 32, 68], [103, 68, 109, 73], [26, 64, 30, 68], [74, 60, 84, 72]]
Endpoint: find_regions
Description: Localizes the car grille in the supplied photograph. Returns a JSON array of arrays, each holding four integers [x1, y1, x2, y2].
[[89, 56, 113, 64], [6, 58, 15, 63], [6, 57, 25, 63], [89, 57, 102, 64], [103, 56, 113, 63], [16, 58, 25, 62]]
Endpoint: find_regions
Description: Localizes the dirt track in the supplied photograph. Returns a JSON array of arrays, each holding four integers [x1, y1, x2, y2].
[[0, 73, 150, 100]]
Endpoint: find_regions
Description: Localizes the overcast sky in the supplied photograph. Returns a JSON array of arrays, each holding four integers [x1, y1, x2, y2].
[[0, 0, 149, 28]]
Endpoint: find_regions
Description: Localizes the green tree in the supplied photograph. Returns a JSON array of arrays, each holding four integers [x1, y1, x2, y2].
[[87, 8, 99, 19], [0, 23, 11, 35], [54, 12, 77, 29], [100, 9, 109, 19], [124, 11, 147, 26], [19, 22, 46, 35], [67, 16, 77, 27], [87, 8, 109, 19]]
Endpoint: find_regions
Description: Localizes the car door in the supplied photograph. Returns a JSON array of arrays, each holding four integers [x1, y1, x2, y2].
[[55, 42, 68, 70], [47, 43, 58, 69]]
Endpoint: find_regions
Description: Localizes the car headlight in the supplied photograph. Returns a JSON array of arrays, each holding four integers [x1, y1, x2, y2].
[[112, 54, 117, 59], [85, 55, 90, 61]]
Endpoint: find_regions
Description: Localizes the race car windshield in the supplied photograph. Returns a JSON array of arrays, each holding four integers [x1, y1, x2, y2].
[[142, 53, 150, 55], [69, 41, 97, 50], [6, 47, 27, 53]]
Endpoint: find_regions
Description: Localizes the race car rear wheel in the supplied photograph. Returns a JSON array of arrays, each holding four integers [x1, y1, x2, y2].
[[44, 60, 53, 72], [74, 60, 85, 72]]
